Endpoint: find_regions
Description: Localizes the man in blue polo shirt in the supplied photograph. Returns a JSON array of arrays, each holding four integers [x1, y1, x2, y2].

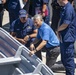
[[30, 0, 50, 25], [29, 14, 60, 68], [10, 9, 37, 47], [57, 0, 76, 75]]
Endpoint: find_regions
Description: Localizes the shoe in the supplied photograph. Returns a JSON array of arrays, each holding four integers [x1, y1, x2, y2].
[[51, 63, 65, 72]]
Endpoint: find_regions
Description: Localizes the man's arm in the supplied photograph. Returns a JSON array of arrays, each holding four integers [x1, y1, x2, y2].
[[57, 23, 68, 32], [28, 29, 37, 38], [31, 38, 40, 45], [36, 40, 47, 51], [10, 32, 26, 44], [24, 29, 37, 42], [29, 40, 47, 56]]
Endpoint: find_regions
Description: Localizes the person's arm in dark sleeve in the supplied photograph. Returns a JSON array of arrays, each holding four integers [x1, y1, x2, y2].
[[10, 20, 26, 44], [58, 8, 73, 32]]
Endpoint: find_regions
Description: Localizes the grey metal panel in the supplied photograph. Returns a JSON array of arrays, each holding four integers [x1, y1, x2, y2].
[[20, 55, 35, 73], [0, 28, 21, 50], [0, 38, 16, 57], [0, 57, 21, 65], [0, 65, 15, 75], [21, 49, 41, 66], [18, 48, 54, 75], [0, 28, 22, 57]]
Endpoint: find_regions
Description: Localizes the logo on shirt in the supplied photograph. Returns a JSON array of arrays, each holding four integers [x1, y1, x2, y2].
[[27, 26, 32, 29]]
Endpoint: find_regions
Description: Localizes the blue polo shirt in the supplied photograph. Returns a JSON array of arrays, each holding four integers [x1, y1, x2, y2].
[[10, 18, 36, 38], [59, 2, 75, 42], [37, 22, 60, 48]]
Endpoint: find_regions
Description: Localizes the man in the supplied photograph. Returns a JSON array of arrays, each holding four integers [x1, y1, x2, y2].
[[10, 9, 37, 47], [50, 0, 76, 71], [29, 14, 60, 68], [29, 0, 50, 25], [57, 0, 76, 75]]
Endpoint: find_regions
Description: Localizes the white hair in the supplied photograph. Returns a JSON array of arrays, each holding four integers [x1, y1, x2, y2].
[[33, 14, 43, 21]]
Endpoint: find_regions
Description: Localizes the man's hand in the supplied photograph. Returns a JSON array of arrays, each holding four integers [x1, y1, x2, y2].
[[29, 50, 36, 56], [17, 38, 26, 44], [30, 44, 35, 51], [2, 0, 6, 4], [24, 35, 30, 42]]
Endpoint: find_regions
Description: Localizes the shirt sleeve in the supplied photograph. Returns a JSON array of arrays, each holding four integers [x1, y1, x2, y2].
[[63, 8, 73, 25], [10, 20, 16, 32], [42, 28, 49, 41], [43, 0, 49, 4]]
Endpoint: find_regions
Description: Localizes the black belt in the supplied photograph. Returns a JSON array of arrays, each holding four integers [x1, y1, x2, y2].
[[47, 46, 59, 49]]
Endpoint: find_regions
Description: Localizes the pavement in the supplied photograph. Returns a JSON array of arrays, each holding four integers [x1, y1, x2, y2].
[[2, 10, 76, 75]]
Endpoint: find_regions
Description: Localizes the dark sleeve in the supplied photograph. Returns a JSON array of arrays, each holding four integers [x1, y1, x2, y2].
[[10, 20, 16, 32], [63, 8, 74, 25], [43, 0, 49, 4], [0, 4, 4, 12], [23, 0, 30, 13]]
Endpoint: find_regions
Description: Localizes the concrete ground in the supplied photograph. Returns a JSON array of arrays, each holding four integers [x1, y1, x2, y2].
[[2, 10, 76, 75]]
